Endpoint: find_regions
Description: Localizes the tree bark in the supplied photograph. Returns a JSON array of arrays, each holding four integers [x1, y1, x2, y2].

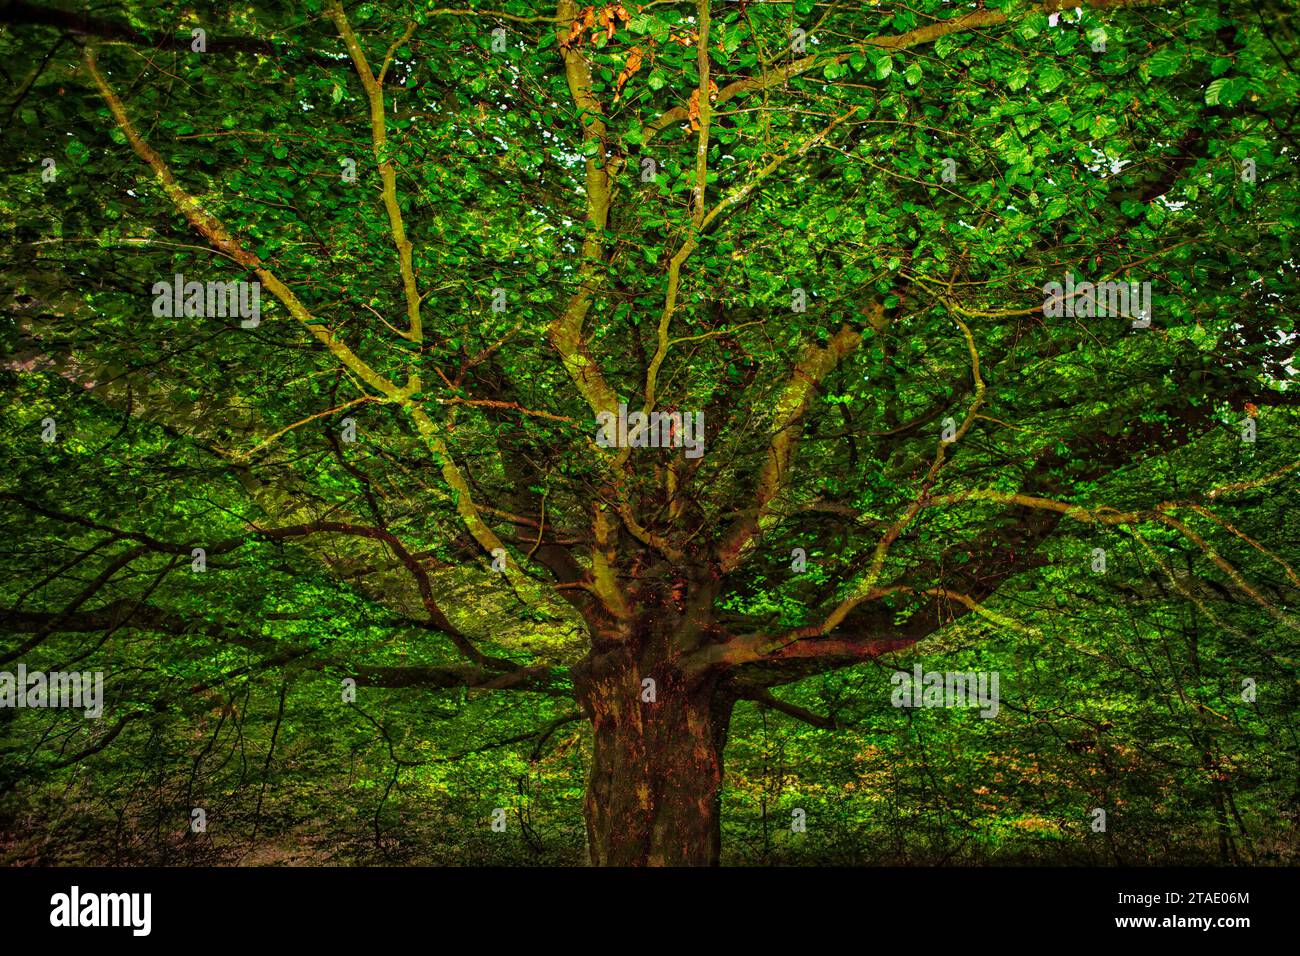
[[576, 646, 733, 866]]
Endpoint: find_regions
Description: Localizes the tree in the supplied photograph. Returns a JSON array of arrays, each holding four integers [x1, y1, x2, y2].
[[1, 0, 1296, 865]]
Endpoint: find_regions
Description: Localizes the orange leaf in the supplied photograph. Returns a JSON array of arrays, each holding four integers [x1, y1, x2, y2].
[[614, 46, 644, 102], [561, 15, 586, 49]]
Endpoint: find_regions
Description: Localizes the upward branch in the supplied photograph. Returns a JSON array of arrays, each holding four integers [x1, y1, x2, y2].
[[716, 323, 864, 573], [327, 0, 423, 344], [83, 45, 557, 614], [83, 45, 412, 403], [548, 0, 621, 421], [642, 0, 1188, 145]]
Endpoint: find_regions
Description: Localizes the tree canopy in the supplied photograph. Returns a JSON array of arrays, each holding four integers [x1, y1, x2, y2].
[[1, 0, 1297, 866]]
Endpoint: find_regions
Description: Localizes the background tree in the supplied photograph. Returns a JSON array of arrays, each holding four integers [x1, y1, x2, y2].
[[1, 0, 1297, 866]]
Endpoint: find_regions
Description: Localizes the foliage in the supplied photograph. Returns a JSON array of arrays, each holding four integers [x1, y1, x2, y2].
[[0, 0, 1297, 864]]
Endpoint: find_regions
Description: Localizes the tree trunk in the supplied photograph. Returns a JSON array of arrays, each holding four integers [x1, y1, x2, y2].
[[576, 648, 733, 866]]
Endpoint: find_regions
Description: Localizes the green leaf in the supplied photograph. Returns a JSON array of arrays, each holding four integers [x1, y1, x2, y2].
[[1045, 99, 1071, 124], [64, 139, 90, 166], [1220, 77, 1250, 106], [1037, 63, 1067, 92], [1146, 47, 1183, 78]]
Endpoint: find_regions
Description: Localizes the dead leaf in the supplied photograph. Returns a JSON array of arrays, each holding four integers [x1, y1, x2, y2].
[[614, 46, 644, 102]]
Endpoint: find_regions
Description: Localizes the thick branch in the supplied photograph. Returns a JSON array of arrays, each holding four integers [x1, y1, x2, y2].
[[643, 0, 1188, 144], [716, 323, 863, 572]]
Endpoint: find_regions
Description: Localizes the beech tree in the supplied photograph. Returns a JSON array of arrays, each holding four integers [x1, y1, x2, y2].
[[2, 0, 1297, 865]]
